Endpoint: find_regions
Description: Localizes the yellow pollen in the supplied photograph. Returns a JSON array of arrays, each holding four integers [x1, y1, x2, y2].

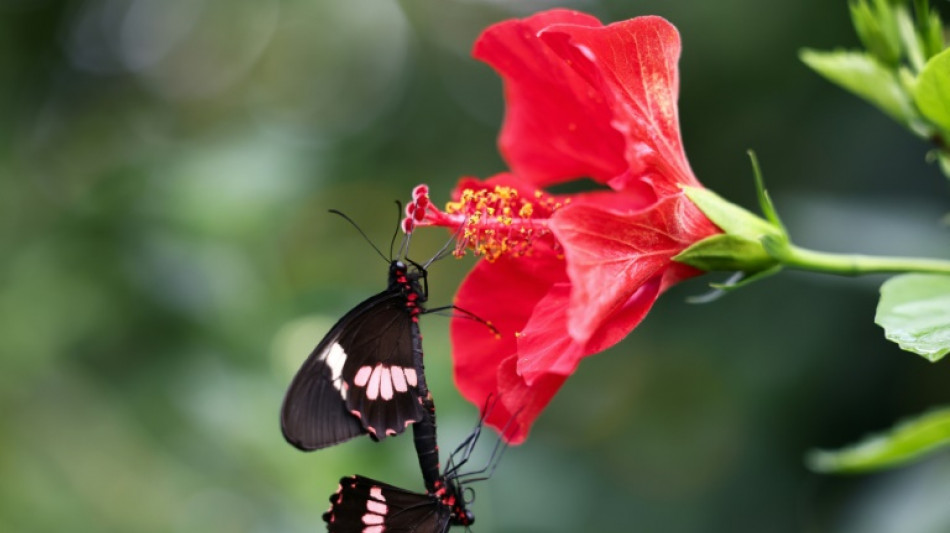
[[442, 185, 564, 261]]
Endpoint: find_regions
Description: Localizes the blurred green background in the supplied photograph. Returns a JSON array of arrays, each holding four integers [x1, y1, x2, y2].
[[2, 0, 950, 532]]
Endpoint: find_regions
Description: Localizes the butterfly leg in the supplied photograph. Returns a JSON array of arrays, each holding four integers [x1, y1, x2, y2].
[[422, 305, 499, 337]]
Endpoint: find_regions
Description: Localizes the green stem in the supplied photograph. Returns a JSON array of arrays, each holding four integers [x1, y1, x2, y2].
[[782, 244, 950, 276]]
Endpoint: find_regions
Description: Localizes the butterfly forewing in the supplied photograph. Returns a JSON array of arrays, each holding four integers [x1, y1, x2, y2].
[[324, 475, 450, 533], [281, 268, 427, 450]]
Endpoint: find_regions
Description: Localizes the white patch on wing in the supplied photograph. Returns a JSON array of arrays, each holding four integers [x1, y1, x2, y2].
[[370, 486, 385, 501], [321, 342, 348, 400]]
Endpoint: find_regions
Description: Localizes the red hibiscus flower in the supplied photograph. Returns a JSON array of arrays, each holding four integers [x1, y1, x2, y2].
[[405, 10, 720, 443]]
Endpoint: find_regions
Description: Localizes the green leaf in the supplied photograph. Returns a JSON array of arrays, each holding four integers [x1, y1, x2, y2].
[[925, 10, 944, 58], [849, 0, 901, 65], [914, 47, 950, 133], [895, 4, 926, 72], [800, 48, 917, 126], [919, 3, 945, 59], [807, 406, 950, 473], [875, 273, 950, 361], [939, 151, 950, 179]]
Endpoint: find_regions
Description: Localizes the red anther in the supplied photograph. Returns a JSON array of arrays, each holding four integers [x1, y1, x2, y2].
[[412, 184, 429, 200]]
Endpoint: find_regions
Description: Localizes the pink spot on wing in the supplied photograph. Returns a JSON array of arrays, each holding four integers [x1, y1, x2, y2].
[[354, 366, 372, 387], [364, 526, 384, 533], [380, 367, 393, 400], [367, 500, 388, 514], [404, 368, 417, 387], [391, 366, 408, 392], [367, 365, 382, 400], [362, 513, 384, 525], [370, 487, 385, 500]]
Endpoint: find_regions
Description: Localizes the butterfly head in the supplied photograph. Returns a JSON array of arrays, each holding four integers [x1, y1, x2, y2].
[[442, 477, 475, 527], [389, 260, 427, 302]]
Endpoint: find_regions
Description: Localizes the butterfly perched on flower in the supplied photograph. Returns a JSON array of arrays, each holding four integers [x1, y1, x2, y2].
[[281, 200, 492, 451], [280, 203, 444, 450]]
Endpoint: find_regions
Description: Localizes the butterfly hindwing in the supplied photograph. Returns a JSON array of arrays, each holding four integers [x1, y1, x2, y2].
[[324, 475, 450, 533], [281, 284, 427, 450], [337, 293, 426, 440]]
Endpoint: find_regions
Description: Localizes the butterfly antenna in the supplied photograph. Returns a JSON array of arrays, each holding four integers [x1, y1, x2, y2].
[[388, 201, 402, 262], [328, 209, 389, 263]]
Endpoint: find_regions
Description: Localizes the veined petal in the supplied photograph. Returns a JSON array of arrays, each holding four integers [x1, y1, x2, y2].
[[550, 193, 719, 344], [540, 16, 698, 194], [515, 283, 585, 381], [451, 244, 568, 439], [515, 266, 664, 385], [495, 357, 567, 444], [474, 9, 627, 187]]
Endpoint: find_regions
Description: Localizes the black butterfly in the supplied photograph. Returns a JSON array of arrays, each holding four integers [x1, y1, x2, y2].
[[322, 474, 472, 533], [281, 209, 490, 451], [323, 406, 504, 533], [281, 254, 434, 450]]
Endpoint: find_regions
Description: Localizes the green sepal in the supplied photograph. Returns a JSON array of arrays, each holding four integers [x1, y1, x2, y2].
[[685, 266, 783, 304], [759, 233, 794, 264], [800, 48, 918, 127], [913, 47, 950, 133], [747, 151, 786, 233], [682, 187, 780, 241], [875, 273, 950, 362], [674, 234, 780, 273], [807, 406, 950, 473]]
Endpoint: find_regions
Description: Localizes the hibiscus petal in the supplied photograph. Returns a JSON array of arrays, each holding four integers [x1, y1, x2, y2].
[[495, 356, 567, 444], [516, 265, 665, 385], [473, 9, 627, 187], [450, 243, 568, 431], [582, 274, 662, 354], [515, 283, 584, 382], [539, 16, 699, 194], [550, 194, 719, 344]]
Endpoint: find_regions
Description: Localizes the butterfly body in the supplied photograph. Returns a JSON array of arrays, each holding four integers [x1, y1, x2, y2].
[[281, 260, 433, 451]]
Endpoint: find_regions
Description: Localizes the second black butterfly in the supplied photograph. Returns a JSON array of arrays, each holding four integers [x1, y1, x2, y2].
[[323, 404, 502, 533]]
